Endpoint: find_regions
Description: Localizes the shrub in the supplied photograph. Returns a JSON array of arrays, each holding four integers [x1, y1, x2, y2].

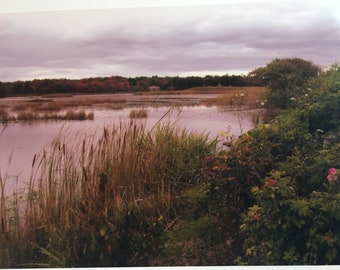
[[201, 62, 340, 265], [250, 58, 320, 113], [239, 167, 340, 265]]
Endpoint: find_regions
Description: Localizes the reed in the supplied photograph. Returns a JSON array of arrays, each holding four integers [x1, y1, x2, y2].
[[0, 119, 215, 267], [129, 109, 148, 118], [3, 110, 94, 122]]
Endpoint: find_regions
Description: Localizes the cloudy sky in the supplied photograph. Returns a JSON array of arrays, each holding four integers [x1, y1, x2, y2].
[[0, 0, 340, 82]]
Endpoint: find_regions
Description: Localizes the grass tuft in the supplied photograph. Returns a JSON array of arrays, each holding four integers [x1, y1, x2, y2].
[[129, 109, 148, 118]]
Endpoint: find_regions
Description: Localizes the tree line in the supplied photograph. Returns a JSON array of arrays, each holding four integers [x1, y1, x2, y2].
[[0, 57, 323, 98], [0, 73, 260, 97]]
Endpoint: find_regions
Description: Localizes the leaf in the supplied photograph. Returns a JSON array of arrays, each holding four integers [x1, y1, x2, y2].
[[290, 198, 310, 217]]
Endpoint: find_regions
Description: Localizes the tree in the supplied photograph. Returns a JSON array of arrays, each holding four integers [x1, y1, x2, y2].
[[0, 82, 5, 98], [250, 58, 320, 110]]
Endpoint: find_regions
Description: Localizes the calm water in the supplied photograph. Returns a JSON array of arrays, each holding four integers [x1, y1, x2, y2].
[[0, 105, 256, 195]]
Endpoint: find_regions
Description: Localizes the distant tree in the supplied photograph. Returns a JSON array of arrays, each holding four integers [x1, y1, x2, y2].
[[249, 58, 320, 110], [229, 75, 247, 86], [0, 82, 5, 98], [203, 75, 219, 86]]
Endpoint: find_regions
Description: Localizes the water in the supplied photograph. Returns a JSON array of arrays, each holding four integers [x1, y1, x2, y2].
[[0, 105, 256, 195]]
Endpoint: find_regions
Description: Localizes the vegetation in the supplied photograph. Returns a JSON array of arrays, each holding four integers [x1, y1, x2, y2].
[[129, 109, 148, 119], [250, 58, 320, 114], [0, 120, 215, 267], [0, 74, 260, 97], [203, 86, 265, 109], [211, 61, 340, 265], [0, 57, 339, 266], [1, 109, 94, 123]]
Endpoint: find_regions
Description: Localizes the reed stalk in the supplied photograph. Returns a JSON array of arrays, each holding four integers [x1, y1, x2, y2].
[[0, 118, 215, 267]]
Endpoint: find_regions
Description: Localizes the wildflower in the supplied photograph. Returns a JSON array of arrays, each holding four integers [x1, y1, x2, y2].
[[264, 178, 278, 187], [327, 167, 338, 182], [212, 166, 219, 171], [251, 186, 259, 193], [324, 235, 330, 241], [253, 214, 260, 221], [219, 130, 226, 137], [246, 248, 253, 256], [240, 93, 245, 97]]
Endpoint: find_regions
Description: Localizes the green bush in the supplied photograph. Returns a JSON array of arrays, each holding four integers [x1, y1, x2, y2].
[[200, 63, 340, 265], [239, 167, 340, 265], [235, 64, 340, 264]]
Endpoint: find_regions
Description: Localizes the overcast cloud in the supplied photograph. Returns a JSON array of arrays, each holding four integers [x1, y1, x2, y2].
[[0, 0, 340, 82]]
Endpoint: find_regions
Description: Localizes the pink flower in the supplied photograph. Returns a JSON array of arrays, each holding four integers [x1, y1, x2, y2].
[[327, 167, 338, 182], [329, 168, 337, 175], [264, 178, 278, 187], [253, 214, 260, 221]]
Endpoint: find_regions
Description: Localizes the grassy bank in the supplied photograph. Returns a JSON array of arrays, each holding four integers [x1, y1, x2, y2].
[[1, 109, 94, 123], [0, 120, 215, 267], [203, 86, 266, 109]]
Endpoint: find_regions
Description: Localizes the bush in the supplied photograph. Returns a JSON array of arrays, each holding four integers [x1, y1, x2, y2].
[[250, 58, 320, 112], [200, 63, 340, 265], [239, 167, 340, 265], [234, 64, 340, 264]]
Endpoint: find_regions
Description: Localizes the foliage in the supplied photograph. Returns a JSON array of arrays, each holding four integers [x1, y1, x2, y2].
[[234, 64, 340, 264], [2, 74, 258, 96], [1, 59, 339, 266], [250, 58, 320, 111]]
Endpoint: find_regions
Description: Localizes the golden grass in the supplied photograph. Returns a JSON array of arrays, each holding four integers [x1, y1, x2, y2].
[[41, 93, 74, 98], [203, 86, 266, 108], [129, 109, 148, 118], [0, 120, 215, 266], [136, 86, 262, 96], [3, 110, 94, 122], [0, 95, 129, 122]]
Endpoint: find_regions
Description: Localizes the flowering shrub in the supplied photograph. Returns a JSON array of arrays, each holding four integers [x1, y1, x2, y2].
[[193, 63, 340, 265], [238, 167, 340, 265], [327, 168, 338, 182]]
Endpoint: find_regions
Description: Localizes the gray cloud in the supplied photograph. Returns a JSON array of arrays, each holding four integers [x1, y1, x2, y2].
[[0, 2, 340, 81]]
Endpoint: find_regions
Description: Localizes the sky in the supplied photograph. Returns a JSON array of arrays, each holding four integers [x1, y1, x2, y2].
[[0, 0, 340, 82]]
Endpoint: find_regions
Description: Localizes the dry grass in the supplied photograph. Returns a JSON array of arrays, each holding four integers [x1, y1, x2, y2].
[[136, 86, 263, 96], [129, 109, 148, 118], [203, 86, 266, 108], [0, 95, 128, 122], [0, 120, 215, 266], [41, 93, 74, 98], [3, 110, 94, 122]]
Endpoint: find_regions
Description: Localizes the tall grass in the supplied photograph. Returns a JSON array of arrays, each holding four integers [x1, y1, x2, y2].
[[2, 110, 94, 122], [0, 119, 215, 267], [129, 109, 148, 118], [203, 86, 265, 109]]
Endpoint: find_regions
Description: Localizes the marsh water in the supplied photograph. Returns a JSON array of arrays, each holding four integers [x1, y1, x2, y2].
[[0, 103, 257, 195]]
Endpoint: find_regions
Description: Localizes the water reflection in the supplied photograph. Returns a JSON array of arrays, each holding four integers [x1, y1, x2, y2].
[[0, 105, 256, 195]]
